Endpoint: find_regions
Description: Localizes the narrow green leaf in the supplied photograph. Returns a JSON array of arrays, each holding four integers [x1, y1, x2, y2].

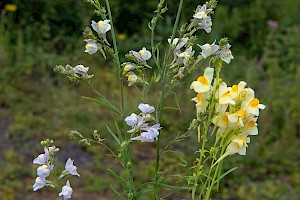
[[135, 189, 154, 199], [110, 183, 126, 200], [114, 121, 123, 141], [81, 96, 120, 114], [107, 168, 128, 190], [218, 167, 238, 181], [106, 125, 121, 145]]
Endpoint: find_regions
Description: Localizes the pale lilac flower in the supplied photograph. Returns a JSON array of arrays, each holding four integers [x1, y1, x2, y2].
[[199, 41, 219, 59], [33, 177, 46, 191], [84, 39, 98, 55], [33, 147, 50, 165], [217, 44, 234, 64], [59, 180, 73, 200], [65, 158, 80, 177], [130, 47, 152, 62], [131, 127, 159, 142], [37, 165, 54, 178], [125, 113, 139, 127], [73, 65, 89, 76], [138, 103, 155, 114], [142, 123, 161, 131], [176, 46, 195, 65], [91, 20, 111, 36]]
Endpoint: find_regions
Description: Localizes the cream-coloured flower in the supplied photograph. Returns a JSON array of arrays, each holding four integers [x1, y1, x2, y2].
[[242, 118, 258, 136], [190, 67, 214, 93], [228, 109, 246, 127], [213, 112, 229, 129], [213, 134, 250, 167], [241, 88, 266, 116], [191, 93, 209, 113], [218, 82, 235, 105], [229, 81, 247, 100], [246, 98, 266, 116], [226, 135, 250, 156]]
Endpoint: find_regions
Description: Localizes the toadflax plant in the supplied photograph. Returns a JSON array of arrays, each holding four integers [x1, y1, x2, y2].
[[33, 0, 265, 199]]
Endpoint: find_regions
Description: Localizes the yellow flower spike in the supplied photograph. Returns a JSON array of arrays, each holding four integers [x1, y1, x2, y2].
[[5, 4, 17, 12]]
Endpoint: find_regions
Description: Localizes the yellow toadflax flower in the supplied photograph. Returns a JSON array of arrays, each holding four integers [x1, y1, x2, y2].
[[218, 82, 235, 105], [190, 67, 214, 93], [5, 4, 17, 12], [228, 109, 246, 127], [191, 93, 209, 114], [213, 135, 250, 167]]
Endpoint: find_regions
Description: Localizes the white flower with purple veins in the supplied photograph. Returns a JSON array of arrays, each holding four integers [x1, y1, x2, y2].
[[131, 127, 160, 142], [37, 164, 54, 178], [217, 44, 234, 64], [176, 46, 195, 65], [197, 16, 212, 33], [33, 148, 49, 165], [73, 65, 89, 76], [84, 39, 98, 55], [59, 180, 73, 200], [199, 41, 219, 59], [138, 103, 155, 114], [193, 4, 213, 20], [33, 177, 46, 191], [168, 37, 189, 52], [65, 158, 80, 177], [91, 20, 111, 37], [130, 47, 152, 62]]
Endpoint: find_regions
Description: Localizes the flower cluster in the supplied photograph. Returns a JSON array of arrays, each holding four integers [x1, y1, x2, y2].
[[190, 66, 265, 159], [33, 142, 80, 199], [122, 47, 152, 86], [193, 4, 213, 33], [33, 146, 57, 191], [54, 64, 93, 81], [83, 19, 111, 56], [125, 103, 161, 142]]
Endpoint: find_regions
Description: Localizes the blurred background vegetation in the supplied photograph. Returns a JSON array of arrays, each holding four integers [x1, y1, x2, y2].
[[0, 0, 299, 199]]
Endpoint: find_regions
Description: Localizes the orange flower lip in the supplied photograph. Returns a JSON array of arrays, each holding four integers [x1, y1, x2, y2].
[[249, 98, 259, 107], [197, 76, 209, 85]]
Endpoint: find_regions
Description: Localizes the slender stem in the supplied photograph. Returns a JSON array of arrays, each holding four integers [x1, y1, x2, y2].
[[104, 1, 135, 198], [152, 0, 184, 199]]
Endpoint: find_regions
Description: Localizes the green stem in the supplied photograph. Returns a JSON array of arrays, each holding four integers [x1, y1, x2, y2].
[[152, 0, 184, 199], [104, 1, 135, 198]]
